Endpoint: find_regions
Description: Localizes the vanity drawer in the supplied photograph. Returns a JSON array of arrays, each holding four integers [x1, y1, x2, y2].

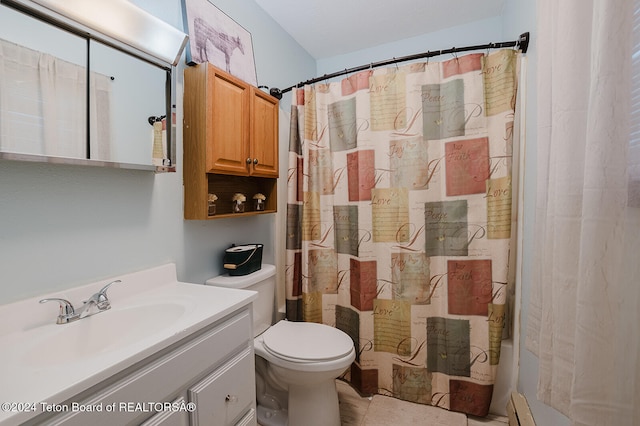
[[46, 309, 252, 426], [188, 347, 256, 426]]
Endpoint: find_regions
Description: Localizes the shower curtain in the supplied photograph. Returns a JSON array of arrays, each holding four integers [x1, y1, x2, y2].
[[526, 0, 640, 424], [285, 49, 520, 417]]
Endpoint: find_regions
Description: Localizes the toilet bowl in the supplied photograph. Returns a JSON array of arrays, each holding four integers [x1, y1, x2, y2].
[[206, 265, 355, 426]]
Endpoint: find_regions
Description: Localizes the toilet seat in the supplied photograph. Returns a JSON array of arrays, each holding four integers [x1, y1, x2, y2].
[[261, 321, 354, 363]]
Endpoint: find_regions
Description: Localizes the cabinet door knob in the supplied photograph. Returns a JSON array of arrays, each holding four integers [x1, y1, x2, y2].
[[225, 395, 238, 403], [253, 158, 259, 165], [246, 157, 252, 164]]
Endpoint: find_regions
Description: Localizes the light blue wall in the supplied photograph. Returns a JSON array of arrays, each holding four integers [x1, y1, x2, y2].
[[0, 0, 314, 304], [317, 16, 503, 77]]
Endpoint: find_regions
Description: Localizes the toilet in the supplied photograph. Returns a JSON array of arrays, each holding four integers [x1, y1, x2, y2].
[[206, 264, 356, 426]]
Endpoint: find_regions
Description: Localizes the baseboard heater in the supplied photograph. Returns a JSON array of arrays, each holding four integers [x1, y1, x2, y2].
[[507, 392, 536, 426]]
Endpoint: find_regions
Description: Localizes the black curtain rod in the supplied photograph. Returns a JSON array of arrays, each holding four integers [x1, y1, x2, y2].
[[268, 31, 529, 100]]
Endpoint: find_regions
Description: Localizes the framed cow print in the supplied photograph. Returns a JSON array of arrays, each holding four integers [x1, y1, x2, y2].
[[182, 0, 257, 86]]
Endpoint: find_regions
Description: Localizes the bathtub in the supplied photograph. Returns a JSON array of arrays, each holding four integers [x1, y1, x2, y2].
[[489, 339, 514, 416]]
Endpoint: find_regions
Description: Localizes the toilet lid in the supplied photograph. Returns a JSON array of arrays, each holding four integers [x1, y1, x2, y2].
[[262, 321, 354, 361]]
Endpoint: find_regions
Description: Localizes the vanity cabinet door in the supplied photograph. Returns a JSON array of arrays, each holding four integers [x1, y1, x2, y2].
[[188, 347, 256, 426]]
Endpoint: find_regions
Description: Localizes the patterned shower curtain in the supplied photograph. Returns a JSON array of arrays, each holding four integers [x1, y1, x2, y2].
[[285, 49, 519, 417]]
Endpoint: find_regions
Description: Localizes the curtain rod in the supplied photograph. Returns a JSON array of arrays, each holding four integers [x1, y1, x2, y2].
[[268, 31, 529, 100]]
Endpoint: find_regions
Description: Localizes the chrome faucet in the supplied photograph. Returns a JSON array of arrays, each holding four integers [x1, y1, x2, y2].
[[39, 280, 120, 324]]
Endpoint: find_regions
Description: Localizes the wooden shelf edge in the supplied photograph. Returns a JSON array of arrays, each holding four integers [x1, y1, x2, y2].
[[202, 209, 277, 220]]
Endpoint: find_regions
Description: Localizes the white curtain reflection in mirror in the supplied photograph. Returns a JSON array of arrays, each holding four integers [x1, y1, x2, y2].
[[0, 38, 111, 159]]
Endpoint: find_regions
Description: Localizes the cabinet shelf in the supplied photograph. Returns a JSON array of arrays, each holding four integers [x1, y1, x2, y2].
[[205, 174, 276, 219]]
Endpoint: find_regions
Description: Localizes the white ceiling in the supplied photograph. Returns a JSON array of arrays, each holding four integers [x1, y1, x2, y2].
[[253, 0, 506, 59]]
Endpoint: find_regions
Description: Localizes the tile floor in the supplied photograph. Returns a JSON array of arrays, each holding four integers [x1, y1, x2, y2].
[[336, 380, 510, 426]]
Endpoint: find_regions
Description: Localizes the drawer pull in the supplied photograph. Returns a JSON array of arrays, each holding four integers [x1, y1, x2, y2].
[[225, 394, 238, 403]]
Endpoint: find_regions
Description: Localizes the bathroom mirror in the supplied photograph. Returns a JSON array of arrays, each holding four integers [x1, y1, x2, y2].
[[89, 39, 169, 166], [0, 0, 187, 172]]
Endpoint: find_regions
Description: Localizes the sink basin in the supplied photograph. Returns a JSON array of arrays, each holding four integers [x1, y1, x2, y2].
[[22, 302, 187, 366]]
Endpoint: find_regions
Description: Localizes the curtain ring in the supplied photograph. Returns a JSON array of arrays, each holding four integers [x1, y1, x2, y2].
[[486, 43, 493, 57]]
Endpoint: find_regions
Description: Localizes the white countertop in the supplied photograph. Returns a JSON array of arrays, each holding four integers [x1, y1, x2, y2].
[[0, 263, 256, 426]]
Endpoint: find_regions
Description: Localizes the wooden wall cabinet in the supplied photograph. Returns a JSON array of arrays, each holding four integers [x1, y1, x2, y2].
[[183, 63, 278, 220]]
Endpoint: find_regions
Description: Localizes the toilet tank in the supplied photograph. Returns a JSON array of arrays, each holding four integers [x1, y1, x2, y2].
[[205, 264, 276, 337]]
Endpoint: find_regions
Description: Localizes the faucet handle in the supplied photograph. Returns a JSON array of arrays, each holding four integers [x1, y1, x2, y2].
[[39, 298, 79, 324], [98, 279, 120, 297], [88, 279, 121, 310]]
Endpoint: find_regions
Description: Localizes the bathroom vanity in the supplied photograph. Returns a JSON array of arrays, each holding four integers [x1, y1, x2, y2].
[[0, 264, 258, 426]]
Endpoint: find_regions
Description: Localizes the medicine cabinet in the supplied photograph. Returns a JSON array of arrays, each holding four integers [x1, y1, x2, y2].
[[0, 0, 188, 172]]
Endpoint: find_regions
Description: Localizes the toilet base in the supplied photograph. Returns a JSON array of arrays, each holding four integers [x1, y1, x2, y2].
[[256, 404, 288, 426], [255, 371, 342, 426], [287, 379, 341, 426]]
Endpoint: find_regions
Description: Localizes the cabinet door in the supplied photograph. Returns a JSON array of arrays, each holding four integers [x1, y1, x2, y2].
[[207, 68, 250, 175], [249, 88, 279, 177]]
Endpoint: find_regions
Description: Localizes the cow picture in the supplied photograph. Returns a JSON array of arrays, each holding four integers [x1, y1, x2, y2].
[[182, 0, 257, 86]]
